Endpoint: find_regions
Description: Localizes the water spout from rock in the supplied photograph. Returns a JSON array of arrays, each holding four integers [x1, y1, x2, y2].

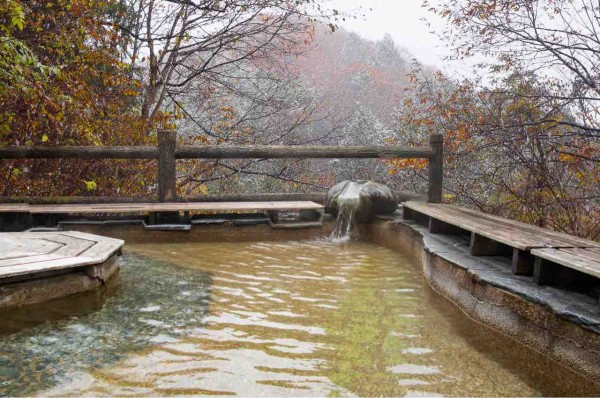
[[325, 180, 399, 242], [330, 182, 362, 241]]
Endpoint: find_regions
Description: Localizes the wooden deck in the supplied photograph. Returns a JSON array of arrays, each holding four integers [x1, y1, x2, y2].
[[403, 201, 600, 289], [0, 231, 124, 280]]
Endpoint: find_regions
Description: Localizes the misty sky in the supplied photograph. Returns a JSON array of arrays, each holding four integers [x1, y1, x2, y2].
[[329, 0, 457, 70]]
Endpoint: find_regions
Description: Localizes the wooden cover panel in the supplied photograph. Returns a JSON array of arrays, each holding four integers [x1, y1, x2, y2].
[[0, 231, 123, 279]]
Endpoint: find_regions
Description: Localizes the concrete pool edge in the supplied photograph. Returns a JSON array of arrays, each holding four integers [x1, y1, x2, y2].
[[357, 218, 600, 383]]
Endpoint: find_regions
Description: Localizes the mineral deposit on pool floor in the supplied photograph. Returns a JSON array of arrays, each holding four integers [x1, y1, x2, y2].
[[0, 240, 598, 396]]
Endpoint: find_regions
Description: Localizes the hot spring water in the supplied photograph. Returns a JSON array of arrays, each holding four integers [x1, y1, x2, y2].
[[0, 239, 596, 396]]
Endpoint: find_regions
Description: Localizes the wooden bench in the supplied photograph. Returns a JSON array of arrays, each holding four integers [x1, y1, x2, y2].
[[26, 201, 323, 214], [1, 201, 325, 229], [403, 201, 600, 278], [531, 247, 600, 284]]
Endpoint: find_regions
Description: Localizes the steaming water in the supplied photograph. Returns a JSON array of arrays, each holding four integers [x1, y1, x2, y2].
[[0, 240, 598, 396], [330, 182, 363, 241]]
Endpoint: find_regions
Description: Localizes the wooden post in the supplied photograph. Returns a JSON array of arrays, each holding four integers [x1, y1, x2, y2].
[[402, 207, 416, 221], [470, 233, 510, 256], [429, 218, 465, 234], [428, 134, 443, 203], [533, 257, 561, 285], [512, 249, 535, 275], [158, 129, 177, 202]]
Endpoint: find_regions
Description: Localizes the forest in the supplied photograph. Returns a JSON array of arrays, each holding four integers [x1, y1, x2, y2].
[[0, 0, 598, 240]]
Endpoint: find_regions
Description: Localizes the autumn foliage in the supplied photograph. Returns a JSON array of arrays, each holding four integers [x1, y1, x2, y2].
[[388, 65, 599, 239], [0, 0, 597, 239], [0, 0, 157, 196]]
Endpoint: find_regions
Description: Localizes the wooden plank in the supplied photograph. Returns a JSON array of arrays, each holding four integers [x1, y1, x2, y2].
[[0, 146, 158, 159], [531, 248, 600, 279], [0, 145, 435, 160], [446, 204, 600, 249], [79, 240, 123, 261], [0, 203, 29, 213], [558, 248, 600, 263], [29, 201, 324, 214], [0, 256, 98, 279], [404, 201, 599, 250], [0, 239, 63, 260], [0, 234, 65, 255], [0, 191, 423, 205], [0, 193, 327, 205], [175, 145, 436, 159], [59, 231, 123, 261], [39, 234, 96, 257], [0, 253, 66, 268], [404, 201, 535, 250]]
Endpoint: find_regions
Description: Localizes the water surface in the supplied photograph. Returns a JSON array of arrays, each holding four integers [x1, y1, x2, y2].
[[0, 240, 598, 396]]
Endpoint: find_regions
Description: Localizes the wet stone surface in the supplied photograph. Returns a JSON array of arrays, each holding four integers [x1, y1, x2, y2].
[[0, 239, 598, 396], [405, 220, 600, 333]]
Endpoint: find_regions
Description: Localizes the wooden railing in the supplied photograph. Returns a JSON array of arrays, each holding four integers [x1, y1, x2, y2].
[[0, 132, 444, 203]]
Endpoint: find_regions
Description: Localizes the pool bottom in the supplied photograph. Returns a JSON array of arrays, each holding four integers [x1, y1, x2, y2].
[[0, 238, 598, 396]]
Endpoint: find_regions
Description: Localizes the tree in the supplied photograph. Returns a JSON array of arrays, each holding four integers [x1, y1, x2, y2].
[[118, 0, 334, 125], [427, 0, 600, 158], [389, 67, 599, 239], [409, 0, 600, 238], [0, 0, 153, 197]]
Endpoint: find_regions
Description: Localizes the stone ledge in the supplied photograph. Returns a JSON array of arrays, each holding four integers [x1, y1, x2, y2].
[[358, 218, 600, 383]]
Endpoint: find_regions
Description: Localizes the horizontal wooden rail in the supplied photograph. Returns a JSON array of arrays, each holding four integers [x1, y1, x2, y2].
[[0, 146, 158, 159], [0, 145, 434, 160], [175, 145, 435, 159], [0, 131, 443, 203], [0, 191, 426, 205]]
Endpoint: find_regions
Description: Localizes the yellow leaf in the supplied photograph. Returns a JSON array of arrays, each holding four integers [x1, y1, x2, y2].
[[84, 180, 97, 191], [42, 134, 48, 143]]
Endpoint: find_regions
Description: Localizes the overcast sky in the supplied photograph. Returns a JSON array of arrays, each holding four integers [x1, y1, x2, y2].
[[328, 0, 460, 72]]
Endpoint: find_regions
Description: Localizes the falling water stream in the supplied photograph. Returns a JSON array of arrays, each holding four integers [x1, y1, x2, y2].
[[330, 182, 363, 241]]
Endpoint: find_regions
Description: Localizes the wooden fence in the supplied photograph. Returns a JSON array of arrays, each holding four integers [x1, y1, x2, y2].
[[0, 132, 444, 203]]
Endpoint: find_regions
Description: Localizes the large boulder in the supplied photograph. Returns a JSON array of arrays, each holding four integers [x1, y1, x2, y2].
[[325, 180, 398, 223]]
